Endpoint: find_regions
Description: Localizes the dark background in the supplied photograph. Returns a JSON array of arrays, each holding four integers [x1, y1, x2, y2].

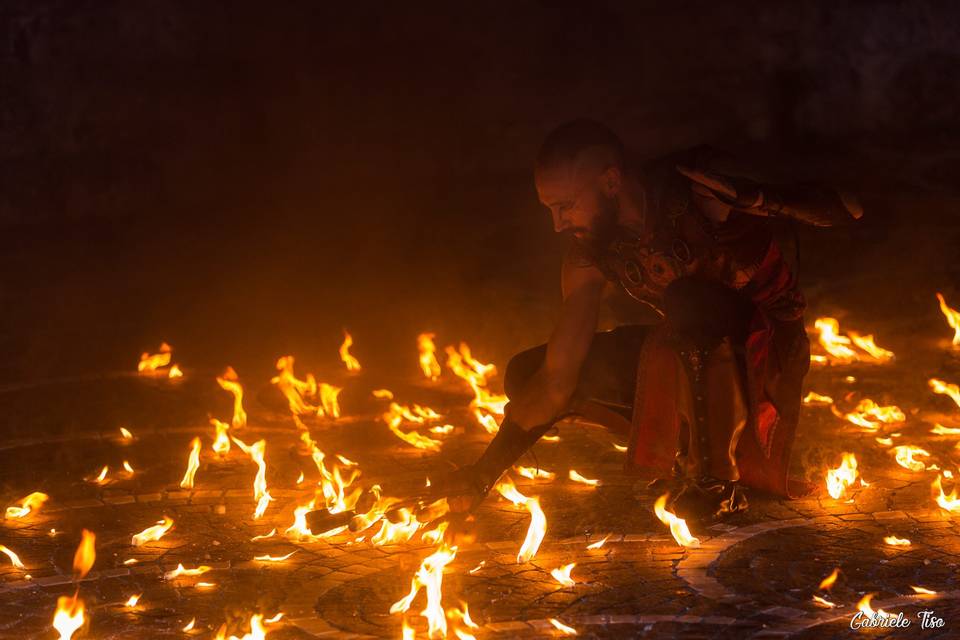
[[2, 0, 960, 386]]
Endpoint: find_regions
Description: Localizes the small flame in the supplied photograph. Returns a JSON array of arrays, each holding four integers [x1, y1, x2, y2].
[[833, 399, 905, 431], [164, 563, 212, 580], [550, 563, 576, 586], [813, 318, 858, 362], [883, 535, 911, 546], [390, 544, 458, 638], [339, 330, 362, 372], [931, 423, 960, 435], [892, 445, 930, 472], [548, 618, 578, 635], [802, 391, 834, 405], [515, 466, 556, 480], [819, 567, 840, 590], [122, 460, 134, 475], [856, 593, 890, 619], [211, 418, 231, 455], [932, 475, 960, 512], [216, 366, 247, 429], [848, 332, 894, 362], [72, 529, 96, 579], [213, 613, 269, 640], [131, 515, 174, 546], [179, 437, 202, 489], [568, 470, 600, 486], [271, 355, 319, 415], [319, 383, 343, 419], [124, 594, 141, 607], [586, 534, 610, 550], [612, 443, 628, 452], [120, 427, 133, 440], [168, 363, 184, 378], [0, 545, 26, 569], [930, 378, 960, 410], [254, 551, 297, 562], [495, 478, 547, 562], [936, 292, 960, 347], [138, 342, 172, 373], [182, 618, 196, 632], [812, 594, 836, 607], [653, 494, 700, 547], [372, 388, 394, 400], [382, 402, 443, 451], [417, 333, 442, 380], [234, 438, 274, 519], [89, 465, 110, 485], [250, 529, 277, 542], [6, 491, 49, 518], [52, 593, 85, 640], [826, 453, 859, 499], [911, 585, 937, 595]]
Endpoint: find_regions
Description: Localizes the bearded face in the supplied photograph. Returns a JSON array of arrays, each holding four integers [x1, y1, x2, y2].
[[535, 165, 621, 251]]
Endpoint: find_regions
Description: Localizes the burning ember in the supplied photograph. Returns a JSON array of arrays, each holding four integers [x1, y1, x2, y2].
[[653, 494, 699, 547], [340, 330, 362, 372], [826, 453, 859, 499], [936, 292, 960, 347], [495, 478, 547, 562], [131, 516, 175, 546], [418, 333, 442, 380], [179, 437, 202, 489], [217, 366, 248, 429], [5, 491, 49, 519]]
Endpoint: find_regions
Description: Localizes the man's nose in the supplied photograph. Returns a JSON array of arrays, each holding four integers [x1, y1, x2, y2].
[[552, 210, 569, 233]]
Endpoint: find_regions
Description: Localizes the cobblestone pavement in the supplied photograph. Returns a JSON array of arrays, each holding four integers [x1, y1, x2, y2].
[[2, 328, 960, 639]]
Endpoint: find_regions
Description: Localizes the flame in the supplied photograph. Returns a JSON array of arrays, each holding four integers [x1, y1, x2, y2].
[[0, 545, 26, 569], [122, 460, 135, 475], [73, 529, 96, 579], [936, 292, 960, 346], [254, 551, 297, 562], [382, 402, 443, 451], [164, 563, 212, 580], [802, 391, 834, 405], [371, 507, 423, 545], [612, 443, 627, 452], [891, 445, 930, 472], [52, 593, 85, 640], [372, 388, 394, 400], [586, 534, 610, 550], [813, 318, 858, 362], [826, 453, 859, 499], [390, 544, 458, 638], [138, 342, 172, 373], [931, 423, 960, 435], [883, 535, 911, 546], [932, 475, 960, 512], [124, 594, 141, 607], [418, 333, 442, 380], [168, 364, 184, 378], [430, 424, 455, 435], [182, 618, 196, 632], [89, 465, 110, 485], [515, 466, 556, 480], [833, 399, 904, 430], [911, 585, 937, 595], [131, 515, 174, 546], [120, 427, 133, 440], [211, 418, 232, 455], [653, 494, 700, 547], [568, 470, 600, 487], [234, 438, 274, 519], [548, 618, 578, 635], [541, 434, 560, 443], [6, 491, 49, 518], [250, 529, 277, 541], [446, 603, 480, 639], [180, 437, 202, 489], [271, 356, 318, 415], [550, 563, 576, 586], [213, 613, 269, 640], [445, 342, 507, 434], [930, 378, 960, 409], [812, 594, 836, 607], [308, 441, 363, 515], [495, 478, 547, 562], [217, 367, 247, 429], [818, 567, 839, 590], [856, 593, 890, 619], [848, 332, 894, 362], [318, 382, 343, 419], [339, 330, 362, 372]]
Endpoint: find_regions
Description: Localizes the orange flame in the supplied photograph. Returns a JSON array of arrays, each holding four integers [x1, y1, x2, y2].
[[382, 402, 443, 451], [496, 478, 547, 562], [813, 318, 858, 362], [515, 466, 556, 481], [131, 515, 174, 546], [586, 534, 610, 550], [164, 563, 212, 580], [883, 535, 911, 546], [213, 613, 272, 640], [550, 563, 576, 587], [856, 593, 890, 619], [818, 567, 839, 591], [372, 388, 395, 400], [6, 491, 49, 518], [932, 475, 960, 512], [568, 470, 600, 487], [653, 494, 699, 547], [0, 545, 26, 569], [318, 382, 343, 419], [168, 364, 184, 379], [271, 356, 318, 415], [936, 292, 960, 347], [832, 399, 904, 430], [891, 445, 930, 472], [802, 391, 834, 405], [548, 618, 578, 635], [211, 418, 231, 455], [418, 333, 442, 380], [120, 427, 134, 440], [390, 544, 458, 638], [138, 342, 172, 373], [339, 330, 362, 372], [124, 594, 141, 608], [216, 366, 247, 429], [930, 377, 960, 409], [847, 332, 894, 362], [445, 342, 507, 434], [72, 529, 96, 579], [179, 437, 202, 489], [52, 593, 85, 640], [826, 453, 859, 499]]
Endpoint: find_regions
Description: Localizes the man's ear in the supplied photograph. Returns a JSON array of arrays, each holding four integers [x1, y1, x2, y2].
[[599, 165, 622, 196]]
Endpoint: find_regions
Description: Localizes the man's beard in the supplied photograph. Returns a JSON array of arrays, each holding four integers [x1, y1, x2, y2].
[[570, 195, 619, 252]]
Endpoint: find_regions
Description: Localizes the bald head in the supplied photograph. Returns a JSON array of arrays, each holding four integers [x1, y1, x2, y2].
[[535, 118, 625, 177]]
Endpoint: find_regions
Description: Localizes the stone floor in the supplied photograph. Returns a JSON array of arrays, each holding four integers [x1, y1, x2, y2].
[[2, 326, 960, 639]]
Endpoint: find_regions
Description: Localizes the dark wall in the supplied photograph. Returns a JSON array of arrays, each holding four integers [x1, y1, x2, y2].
[[1, 1, 958, 383]]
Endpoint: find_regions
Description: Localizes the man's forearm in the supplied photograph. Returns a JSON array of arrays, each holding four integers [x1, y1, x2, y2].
[[506, 367, 574, 429]]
